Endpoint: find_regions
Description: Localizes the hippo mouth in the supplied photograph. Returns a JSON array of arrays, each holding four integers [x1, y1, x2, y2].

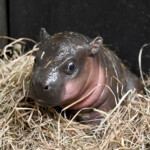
[[36, 99, 49, 105], [35, 99, 59, 107], [61, 57, 106, 110]]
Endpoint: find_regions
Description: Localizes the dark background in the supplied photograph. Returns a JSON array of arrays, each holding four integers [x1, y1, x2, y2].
[[4, 0, 150, 75]]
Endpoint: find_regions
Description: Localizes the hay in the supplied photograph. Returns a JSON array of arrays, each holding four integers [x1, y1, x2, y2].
[[0, 38, 149, 150]]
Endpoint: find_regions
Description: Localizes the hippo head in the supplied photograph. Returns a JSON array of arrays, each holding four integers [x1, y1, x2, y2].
[[30, 28, 105, 110]]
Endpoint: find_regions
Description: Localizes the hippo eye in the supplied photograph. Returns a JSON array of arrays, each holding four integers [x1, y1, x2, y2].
[[65, 61, 76, 74], [68, 62, 75, 71]]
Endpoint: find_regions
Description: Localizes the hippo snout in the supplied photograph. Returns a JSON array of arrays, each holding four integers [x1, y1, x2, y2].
[[30, 71, 65, 106]]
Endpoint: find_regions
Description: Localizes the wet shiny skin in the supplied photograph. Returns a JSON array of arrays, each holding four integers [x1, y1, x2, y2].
[[30, 28, 143, 124]]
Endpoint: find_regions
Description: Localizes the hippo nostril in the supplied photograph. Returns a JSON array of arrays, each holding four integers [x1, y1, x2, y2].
[[44, 85, 49, 91]]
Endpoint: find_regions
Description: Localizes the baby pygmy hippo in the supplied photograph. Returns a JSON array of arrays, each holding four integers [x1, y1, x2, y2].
[[30, 28, 143, 124]]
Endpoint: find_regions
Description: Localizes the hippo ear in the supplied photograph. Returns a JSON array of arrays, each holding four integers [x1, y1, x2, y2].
[[89, 37, 103, 55], [40, 28, 50, 43]]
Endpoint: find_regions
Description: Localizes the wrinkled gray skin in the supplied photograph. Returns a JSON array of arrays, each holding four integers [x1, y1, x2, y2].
[[30, 28, 143, 124]]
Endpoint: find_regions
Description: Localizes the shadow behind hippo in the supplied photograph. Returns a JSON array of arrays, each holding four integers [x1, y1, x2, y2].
[[30, 28, 143, 124]]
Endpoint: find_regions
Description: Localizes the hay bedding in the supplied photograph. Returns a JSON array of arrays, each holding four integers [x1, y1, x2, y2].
[[0, 38, 149, 150]]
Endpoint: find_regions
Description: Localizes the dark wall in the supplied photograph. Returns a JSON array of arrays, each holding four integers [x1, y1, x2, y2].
[[0, 0, 7, 48], [9, 0, 150, 75]]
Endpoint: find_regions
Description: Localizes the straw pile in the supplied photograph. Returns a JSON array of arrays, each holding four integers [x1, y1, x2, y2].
[[0, 38, 149, 150]]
